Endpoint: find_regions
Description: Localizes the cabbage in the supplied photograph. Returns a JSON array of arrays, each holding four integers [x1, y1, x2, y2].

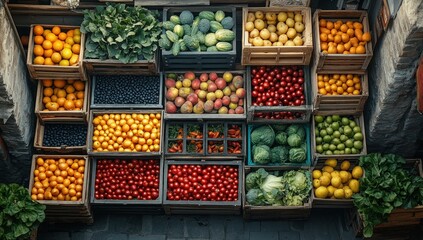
[[252, 145, 271, 164], [286, 124, 300, 135], [281, 170, 311, 206], [260, 175, 285, 205], [245, 168, 268, 191], [289, 148, 306, 163], [251, 125, 275, 146], [270, 146, 289, 163], [272, 124, 287, 132], [275, 132, 288, 145], [246, 189, 267, 205], [296, 127, 306, 141], [287, 134, 302, 147]]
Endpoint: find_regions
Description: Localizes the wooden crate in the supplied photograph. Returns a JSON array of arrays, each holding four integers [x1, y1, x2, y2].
[[89, 155, 164, 214], [241, 7, 313, 66], [34, 118, 87, 154], [246, 66, 312, 123], [83, 51, 159, 75], [35, 80, 89, 122], [29, 155, 93, 224], [87, 110, 164, 157], [27, 24, 88, 80], [311, 67, 369, 115], [163, 160, 242, 215], [311, 158, 360, 208], [311, 113, 367, 160], [243, 166, 312, 220], [162, 6, 237, 70], [313, 10, 373, 74]]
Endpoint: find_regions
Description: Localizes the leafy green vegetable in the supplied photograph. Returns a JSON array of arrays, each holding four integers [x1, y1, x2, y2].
[[245, 168, 268, 191], [81, 3, 161, 63], [252, 145, 271, 164], [251, 125, 275, 147], [0, 184, 45, 240], [287, 134, 301, 147], [282, 170, 311, 206], [275, 132, 288, 145], [270, 146, 289, 163], [289, 148, 306, 163], [353, 153, 423, 238], [286, 125, 300, 135], [246, 189, 267, 205]]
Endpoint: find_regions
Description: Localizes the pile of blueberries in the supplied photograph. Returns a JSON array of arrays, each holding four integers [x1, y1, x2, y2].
[[42, 123, 87, 147], [93, 75, 161, 105]]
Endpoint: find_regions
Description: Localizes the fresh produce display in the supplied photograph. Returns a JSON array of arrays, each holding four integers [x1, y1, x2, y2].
[[166, 164, 239, 201], [40, 79, 85, 111], [165, 71, 245, 115], [91, 113, 161, 153], [42, 123, 87, 147], [93, 75, 161, 105], [31, 25, 81, 66], [31, 157, 86, 201], [314, 115, 364, 155], [94, 159, 160, 200], [245, 168, 311, 206], [167, 122, 244, 155], [316, 73, 362, 95], [313, 159, 363, 199], [318, 18, 371, 54], [160, 9, 235, 55], [353, 154, 423, 237], [81, 3, 161, 63], [250, 124, 308, 165], [245, 10, 306, 46]]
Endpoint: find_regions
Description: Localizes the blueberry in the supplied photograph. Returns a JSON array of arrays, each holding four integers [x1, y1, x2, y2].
[[43, 123, 87, 147]]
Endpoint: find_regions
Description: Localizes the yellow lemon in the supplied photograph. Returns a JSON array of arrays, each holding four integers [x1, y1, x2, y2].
[[340, 160, 351, 170], [327, 186, 336, 197], [65, 37, 74, 45], [331, 176, 342, 188], [344, 188, 353, 199], [322, 166, 334, 173], [339, 170, 349, 183], [331, 171, 340, 178], [322, 172, 332, 180], [61, 48, 73, 60], [312, 170, 322, 179], [334, 189, 345, 199], [325, 158, 337, 167], [319, 175, 331, 186], [69, 54, 79, 66], [313, 179, 321, 188], [349, 179, 360, 193], [315, 186, 329, 198], [59, 60, 70, 66], [352, 166, 363, 179]]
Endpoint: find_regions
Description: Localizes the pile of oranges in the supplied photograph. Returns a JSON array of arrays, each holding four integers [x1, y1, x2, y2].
[[31, 157, 85, 201], [92, 113, 162, 153], [42, 79, 85, 111], [317, 74, 362, 95], [319, 19, 371, 54], [32, 25, 81, 66]]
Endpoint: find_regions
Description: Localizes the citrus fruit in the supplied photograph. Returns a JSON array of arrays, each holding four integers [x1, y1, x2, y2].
[[53, 80, 66, 88], [33, 56, 44, 65], [52, 26, 61, 35], [324, 158, 337, 167], [334, 189, 345, 199], [53, 40, 64, 51], [340, 160, 351, 170], [51, 52, 62, 64], [349, 179, 360, 193], [352, 166, 363, 179], [42, 40, 52, 50], [315, 186, 328, 198], [34, 35, 44, 45], [61, 48, 72, 60], [34, 25, 44, 36], [45, 32, 57, 42], [33, 45, 44, 56], [312, 169, 322, 179]]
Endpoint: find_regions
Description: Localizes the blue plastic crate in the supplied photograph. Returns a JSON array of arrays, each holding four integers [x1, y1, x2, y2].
[[247, 123, 312, 167]]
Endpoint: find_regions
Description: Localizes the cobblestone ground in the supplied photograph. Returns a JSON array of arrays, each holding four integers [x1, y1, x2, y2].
[[37, 209, 363, 240]]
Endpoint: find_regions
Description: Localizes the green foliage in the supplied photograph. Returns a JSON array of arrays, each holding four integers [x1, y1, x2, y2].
[[81, 3, 161, 63], [353, 153, 423, 238], [158, 34, 172, 50], [0, 184, 45, 240], [282, 170, 312, 206], [251, 125, 275, 147]]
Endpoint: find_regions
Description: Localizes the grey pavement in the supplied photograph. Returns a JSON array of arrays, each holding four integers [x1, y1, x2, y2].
[[37, 209, 364, 240]]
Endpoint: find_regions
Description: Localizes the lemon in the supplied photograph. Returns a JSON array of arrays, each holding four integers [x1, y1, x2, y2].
[[322, 166, 334, 173], [331, 171, 340, 178], [61, 48, 73, 60], [339, 171, 349, 183], [344, 189, 353, 199], [327, 186, 336, 197], [340, 160, 351, 170], [319, 175, 331, 186], [331, 176, 342, 188], [349, 179, 360, 193], [59, 60, 70, 66], [322, 172, 332, 180], [343, 186, 351, 191], [325, 158, 337, 167], [338, 183, 344, 189], [315, 186, 329, 198], [334, 189, 345, 199], [347, 172, 352, 181], [313, 179, 321, 188], [312, 169, 322, 179], [352, 166, 363, 179]]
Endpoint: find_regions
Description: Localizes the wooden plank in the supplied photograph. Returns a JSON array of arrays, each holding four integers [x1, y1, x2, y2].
[[135, 0, 209, 6], [242, 6, 313, 66]]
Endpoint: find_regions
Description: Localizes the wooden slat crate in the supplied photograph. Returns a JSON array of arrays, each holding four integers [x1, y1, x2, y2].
[[34, 118, 88, 154], [311, 66, 369, 115], [87, 110, 164, 157], [163, 160, 242, 215], [313, 10, 373, 74], [243, 166, 312, 219], [29, 155, 93, 224], [83, 51, 159, 75], [35, 80, 89, 122], [311, 113, 367, 160], [311, 158, 360, 208], [27, 24, 88, 80], [89, 156, 164, 214], [241, 7, 313, 66]]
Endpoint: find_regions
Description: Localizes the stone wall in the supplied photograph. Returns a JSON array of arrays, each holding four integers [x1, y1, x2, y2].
[[365, 0, 423, 157], [0, 1, 35, 184]]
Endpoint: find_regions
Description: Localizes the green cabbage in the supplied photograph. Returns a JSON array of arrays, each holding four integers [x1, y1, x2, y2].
[[275, 132, 288, 145], [252, 145, 271, 164], [282, 170, 311, 206], [296, 127, 306, 141], [289, 148, 307, 163], [287, 134, 302, 147], [246, 189, 267, 206], [251, 125, 275, 146], [245, 168, 268, 191], [270, 146, 289, 164], [286, 124, 300, 135]]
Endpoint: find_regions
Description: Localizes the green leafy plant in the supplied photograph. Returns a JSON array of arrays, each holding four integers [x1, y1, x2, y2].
[[353, 153, 423, 238], [0, 183, 45, 240], [81, 3, 162, 63]]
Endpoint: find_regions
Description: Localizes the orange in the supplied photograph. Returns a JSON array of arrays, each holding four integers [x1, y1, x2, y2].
[[63, 43, 72, 49], [58, 32, 67, 41], [74, 99, 83, 109], [320, 27, 330, 34], [52, 26, 61, 35], [362, 32, 371, 42], [73, 29, 81, 36], [319, 19, 327, 27], [73, 81, 84, 91], [66, 30, 74, 37], [71, 44, 80, 54], [65, 85, 75, 93], [33, 56, 44, 65], [76, 91, 84, 99], [336, 44, 345, 54], [33, 45, 44, 56], [57, 97, 66, 107], [33, 25, 44, 36], [42, 29, 51, 37], [321, 42, 328, 51], [340, 24, 348, 33], [34, 35, 44, 45], [43, 87, 53, 97], [42, 40, 52, 50], [326, 21, 334, 30], [355, 45, 365, 54], [346, 28, 355, 37], [65, 37, 74, 45], [43, 49, 53, 58], [46, 102, 59, 111], [73, 35, 81, 44], [320, 33, 328, 42], [45, 33, 58, 42], [51, 95, 58, 102], [341, 33, 349, 43], [69, 54, 79, 66], [51, 52, 62, 64], [42, 96, 51, 104], [66, 93, 76, 101], [53, 40, 64, 51], [334, 35, 342, 44], [53, 80, 66, 88], [57, 89, 67, 98], [61, 48, 72, 60], [59, 60, 70, 66], [353, 22, 363, 29], [355, 29, 363, 41]]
